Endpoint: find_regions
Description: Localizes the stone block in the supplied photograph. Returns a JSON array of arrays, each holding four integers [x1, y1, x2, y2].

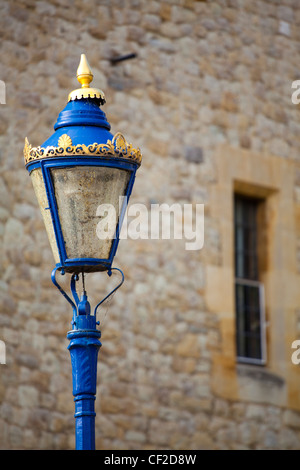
[[278, 428, 300, 449], [125, 430, 146, 443], [176, 334, 201, 358], [283, 409, 300, 429], [18, 386, 39, 409], [184, 146, 204, 164], [246, 404, 265, 420]]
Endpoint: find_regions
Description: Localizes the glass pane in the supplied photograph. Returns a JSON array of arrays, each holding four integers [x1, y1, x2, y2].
[[50, 166, 130, 261], [235, 225, 244, 251], [235, 252, 244, 279], [30, 168, 60, 264], [234, 197, 243, 225], [235, 283, 262, 360], [234, 196, 259, 280]]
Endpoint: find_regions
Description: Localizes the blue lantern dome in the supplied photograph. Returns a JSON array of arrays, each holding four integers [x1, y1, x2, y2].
[[42, 97, 113, 149], [24, 54, 142, 274]]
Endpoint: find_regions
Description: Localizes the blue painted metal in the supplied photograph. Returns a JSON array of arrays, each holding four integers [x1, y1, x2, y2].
[[94, 267, 124, 316], [67, 313, 101, 451], [44, 98, 113, 148], [51, 267, 125, 329], [51, 267, 125, 450]]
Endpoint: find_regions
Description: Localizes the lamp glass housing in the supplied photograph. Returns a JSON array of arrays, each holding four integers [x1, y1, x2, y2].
[[24, 59, 141, 274], [50, 165, 130, 260], [28, 157, 137, 273]]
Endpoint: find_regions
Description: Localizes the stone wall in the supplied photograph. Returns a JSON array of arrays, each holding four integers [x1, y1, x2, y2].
[[1, 0, 300, 450]]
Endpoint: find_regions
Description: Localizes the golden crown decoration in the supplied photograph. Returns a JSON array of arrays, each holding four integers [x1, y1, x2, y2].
[[24, 132, 142, 166]]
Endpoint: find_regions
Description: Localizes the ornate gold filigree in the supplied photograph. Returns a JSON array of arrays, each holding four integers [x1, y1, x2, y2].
[[24, 132, 142, 166], [58, 134, 73, 149]]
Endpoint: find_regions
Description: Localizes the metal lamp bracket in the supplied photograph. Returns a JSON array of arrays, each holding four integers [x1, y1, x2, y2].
[[51, 266, 125, 327]]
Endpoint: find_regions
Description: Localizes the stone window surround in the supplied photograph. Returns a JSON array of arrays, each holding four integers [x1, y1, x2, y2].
[[205, 144, 300, 411]]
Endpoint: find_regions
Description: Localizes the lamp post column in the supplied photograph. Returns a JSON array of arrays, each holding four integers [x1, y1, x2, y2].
[[24, 54, 142, 450], [67, 294, 101, 450]]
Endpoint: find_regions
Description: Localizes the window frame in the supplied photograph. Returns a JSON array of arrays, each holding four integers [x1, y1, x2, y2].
[[235, 277, 267, 365], [234, 194, 267, 365]]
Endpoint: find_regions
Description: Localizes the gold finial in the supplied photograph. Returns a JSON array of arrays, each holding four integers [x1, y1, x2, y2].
[[68, 54, 106, 104], [77, 54, 93, 88]]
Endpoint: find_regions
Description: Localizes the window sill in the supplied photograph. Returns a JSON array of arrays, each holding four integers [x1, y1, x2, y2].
[[236, 362, 285, 388]]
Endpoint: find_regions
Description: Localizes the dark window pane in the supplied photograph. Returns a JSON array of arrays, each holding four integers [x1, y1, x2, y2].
[[235, 283, 262, 360], [234, 196, 259, 280], [234, 195, 263, 362]]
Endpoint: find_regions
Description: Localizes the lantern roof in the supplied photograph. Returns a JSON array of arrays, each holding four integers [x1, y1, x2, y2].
[[24, 54, 142, 167]]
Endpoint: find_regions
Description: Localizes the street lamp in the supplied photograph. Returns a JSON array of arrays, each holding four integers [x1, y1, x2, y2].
[[23, 54, 142, 450]]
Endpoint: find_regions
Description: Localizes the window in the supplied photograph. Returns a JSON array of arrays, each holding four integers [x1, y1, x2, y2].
[[234, 195, 266, 365]]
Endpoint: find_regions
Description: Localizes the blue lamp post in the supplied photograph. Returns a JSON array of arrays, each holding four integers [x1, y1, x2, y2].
[[24, 54, 142, 450]]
